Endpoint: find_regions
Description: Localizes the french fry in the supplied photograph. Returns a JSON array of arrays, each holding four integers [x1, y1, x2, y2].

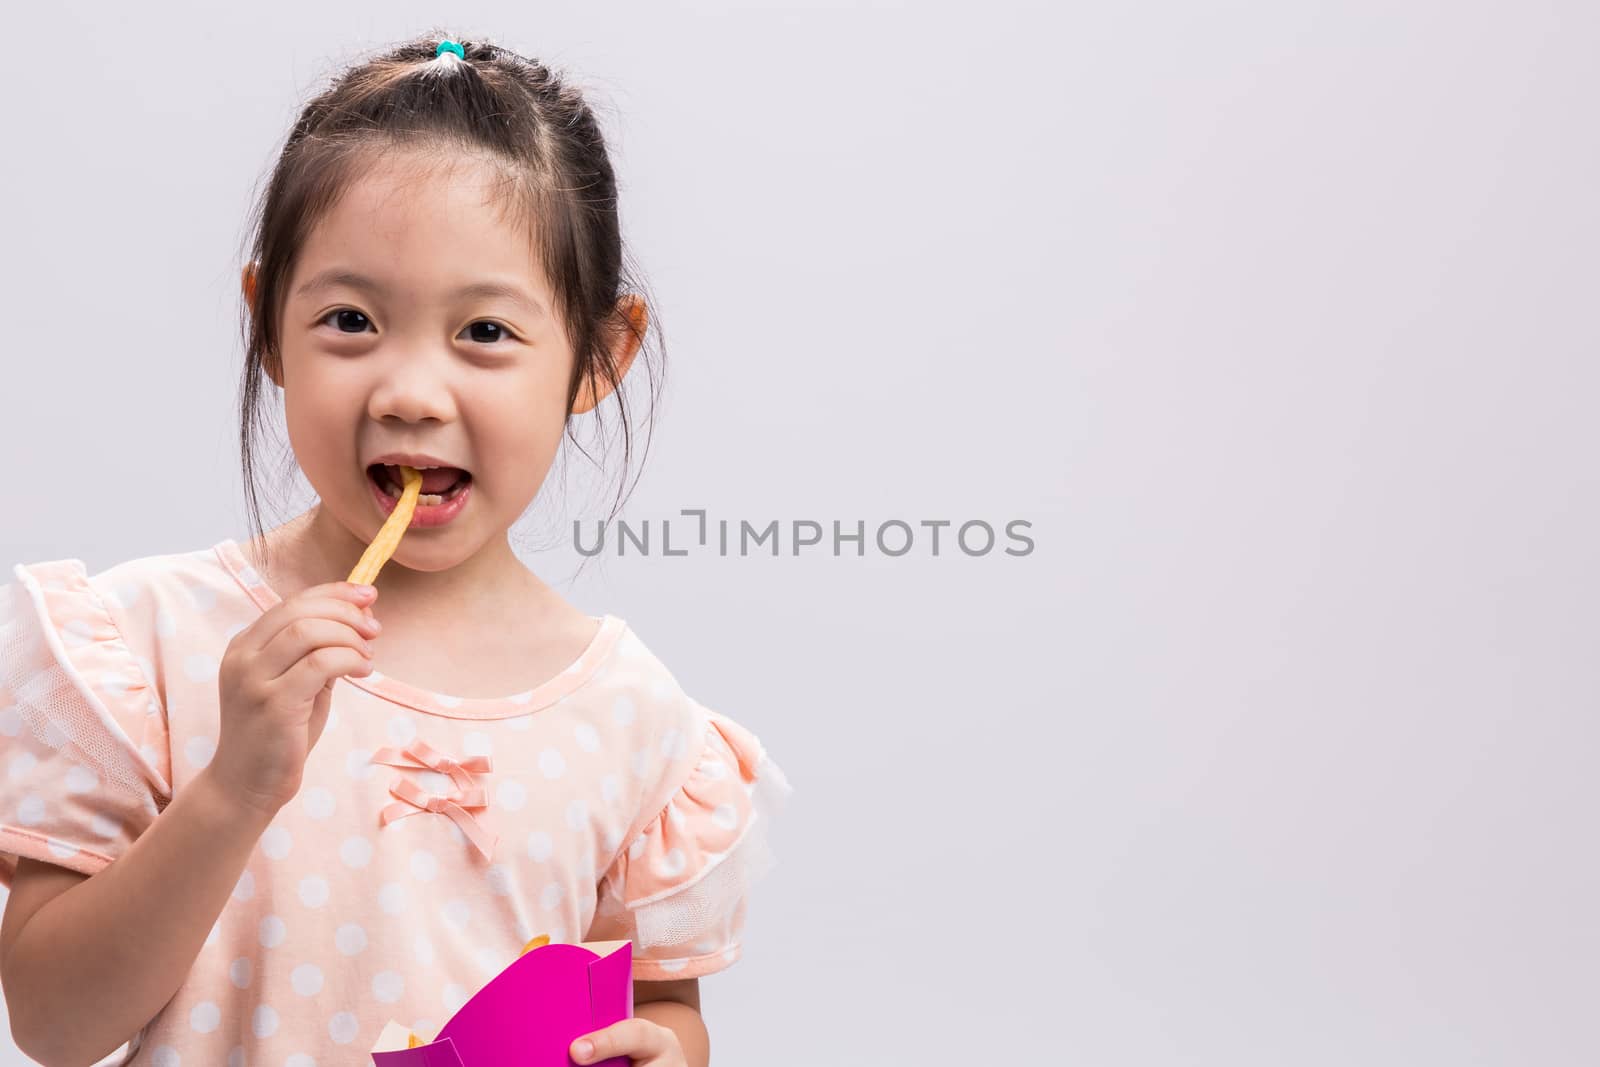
[[347, 465, 423, 585], [520, 933, 552, 955]]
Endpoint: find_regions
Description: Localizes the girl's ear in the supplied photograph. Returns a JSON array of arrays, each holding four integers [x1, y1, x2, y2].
[[242, 262, 284, 388], [264, 351, 284, 389], [572, 295, 647, 414]]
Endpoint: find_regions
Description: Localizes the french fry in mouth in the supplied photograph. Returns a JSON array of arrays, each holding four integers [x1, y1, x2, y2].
[[347, 464, 422, 585]]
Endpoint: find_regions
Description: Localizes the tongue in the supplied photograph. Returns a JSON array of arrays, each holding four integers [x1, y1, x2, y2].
[[395, 466, 466, 494]]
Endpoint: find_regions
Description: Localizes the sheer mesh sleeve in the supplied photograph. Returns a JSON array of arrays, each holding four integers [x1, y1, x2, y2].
[[587, 709, 792, 980], [0, 560, 171, 888]]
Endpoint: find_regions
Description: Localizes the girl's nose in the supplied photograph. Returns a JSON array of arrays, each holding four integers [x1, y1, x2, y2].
[[367, 362, 458, 423]]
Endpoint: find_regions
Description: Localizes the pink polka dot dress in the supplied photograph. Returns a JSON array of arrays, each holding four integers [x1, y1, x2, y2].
[[0, 539, 792, 1064]]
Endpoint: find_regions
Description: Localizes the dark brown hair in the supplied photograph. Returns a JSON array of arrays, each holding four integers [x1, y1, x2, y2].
[[236, 32, 663, 574]]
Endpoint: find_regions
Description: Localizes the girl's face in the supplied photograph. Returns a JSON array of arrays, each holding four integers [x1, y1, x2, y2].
[[268, 150, 622, 576]]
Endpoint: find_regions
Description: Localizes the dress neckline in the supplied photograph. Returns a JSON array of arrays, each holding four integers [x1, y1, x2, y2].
[[211, 538, 625, 721]]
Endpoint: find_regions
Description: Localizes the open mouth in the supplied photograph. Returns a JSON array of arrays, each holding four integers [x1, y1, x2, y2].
[[366, 463, 473, 506]]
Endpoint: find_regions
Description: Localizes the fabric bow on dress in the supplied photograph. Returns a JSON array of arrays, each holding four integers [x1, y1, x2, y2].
[[369, 737, 498, 860]]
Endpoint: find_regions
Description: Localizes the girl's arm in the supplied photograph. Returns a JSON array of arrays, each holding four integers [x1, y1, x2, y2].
[[636, 999, 710, 1067], [634, 979, 708, 1066], [573, 981, 708, 1066], [0, 769, 274, 1066]]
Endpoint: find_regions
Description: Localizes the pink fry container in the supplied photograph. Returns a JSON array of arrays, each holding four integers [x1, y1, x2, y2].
[[371, 939, 634, 1067]]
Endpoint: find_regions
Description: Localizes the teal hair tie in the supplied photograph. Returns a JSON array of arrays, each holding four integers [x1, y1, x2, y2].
[[436, 39, 465, 60]]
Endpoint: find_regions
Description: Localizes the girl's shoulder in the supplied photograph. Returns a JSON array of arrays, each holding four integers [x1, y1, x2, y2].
[[593, 618, 777, 779], [7, 539, 246, 640], [5, 539, 223, 671], [5, 541, 250, 700], [1, 540, 254, 772], [585, 615, 793, 850], [574, 621, 793, 978], [0, 541, 236, 888]]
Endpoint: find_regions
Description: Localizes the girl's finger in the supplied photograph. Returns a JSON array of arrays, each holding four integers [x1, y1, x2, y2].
[[273, 645, 374, 707], [571, 1018, 673, 1064], [257, 618, 374, 682], [232, 584, 377, 656], [256, 604, 380, 671]]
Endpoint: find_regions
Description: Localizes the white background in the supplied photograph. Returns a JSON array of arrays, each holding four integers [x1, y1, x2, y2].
[[1, 1, 1595, 1064]]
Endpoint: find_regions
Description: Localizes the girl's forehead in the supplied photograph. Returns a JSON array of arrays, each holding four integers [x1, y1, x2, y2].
[[329, 155, 522, 240], [296, 155, 547, 297]]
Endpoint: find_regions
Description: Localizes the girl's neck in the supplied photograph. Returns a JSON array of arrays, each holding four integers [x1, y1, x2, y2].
[[247, 504, 555, 623], [242, 506, 601, 701]]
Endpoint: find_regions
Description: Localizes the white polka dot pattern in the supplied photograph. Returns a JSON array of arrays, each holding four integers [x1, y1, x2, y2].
[[0, 541, 791, 1054]]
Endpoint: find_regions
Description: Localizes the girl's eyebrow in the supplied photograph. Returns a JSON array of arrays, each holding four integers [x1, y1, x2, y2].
[[454, 280, 547, 318], [295, 269, 545, 317]]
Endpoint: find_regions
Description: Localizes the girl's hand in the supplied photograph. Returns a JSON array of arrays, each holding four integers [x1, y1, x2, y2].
[[211, 581, 382, 818], [571, 1018, 687, 1066]]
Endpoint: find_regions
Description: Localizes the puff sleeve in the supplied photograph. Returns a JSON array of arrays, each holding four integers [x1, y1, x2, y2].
[[588, 708, 792, 980], [0, 560, 172, 889]]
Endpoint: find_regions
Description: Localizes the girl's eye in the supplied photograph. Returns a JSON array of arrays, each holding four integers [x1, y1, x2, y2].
[[464, 321, 512, 344], [322, 309, 373, 333], [314, 311, 511, 343]]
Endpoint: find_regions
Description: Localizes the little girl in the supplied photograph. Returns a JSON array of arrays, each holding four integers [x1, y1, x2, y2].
[[0, 34, 790, 1066]]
